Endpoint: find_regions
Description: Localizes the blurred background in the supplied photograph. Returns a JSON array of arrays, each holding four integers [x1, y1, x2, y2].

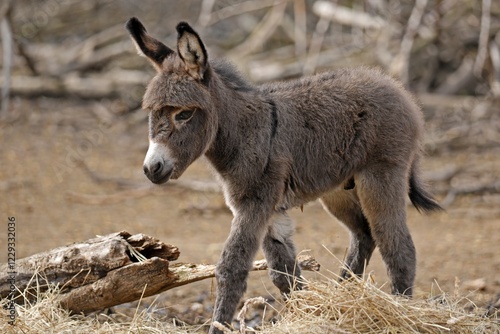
[[1, 0, 499, 327]]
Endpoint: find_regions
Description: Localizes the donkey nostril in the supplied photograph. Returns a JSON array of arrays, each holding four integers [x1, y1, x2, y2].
[[151, 161, 163, 174], [143, 164, 149, 175]]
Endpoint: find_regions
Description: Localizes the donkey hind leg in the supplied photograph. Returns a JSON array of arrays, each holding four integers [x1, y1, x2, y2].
[[320, 190, 376, 279], [262, 213, 302, 294], [211, 213, 270, 334], [357, 165, 416, 296]]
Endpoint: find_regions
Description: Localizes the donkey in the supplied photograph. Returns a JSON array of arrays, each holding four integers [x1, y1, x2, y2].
[[126, 18, 442, 333]]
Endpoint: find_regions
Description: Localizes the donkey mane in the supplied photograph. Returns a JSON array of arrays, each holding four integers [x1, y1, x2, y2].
[[211, 59, 255, 92]]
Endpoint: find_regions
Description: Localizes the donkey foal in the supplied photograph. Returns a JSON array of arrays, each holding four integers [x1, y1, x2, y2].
[[126, 18, 442, 333]]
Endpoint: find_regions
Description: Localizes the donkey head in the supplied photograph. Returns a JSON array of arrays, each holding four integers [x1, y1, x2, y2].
[[126, 18, 217, 184]]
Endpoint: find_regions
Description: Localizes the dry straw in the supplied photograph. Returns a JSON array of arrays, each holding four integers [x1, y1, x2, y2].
[[256, 273, 499, 334], [0, 283, 198, 334], [1, 272, 498, 333]]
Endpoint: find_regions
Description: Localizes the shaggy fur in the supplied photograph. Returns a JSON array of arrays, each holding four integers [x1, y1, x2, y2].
[[125, 18, 442, 334]]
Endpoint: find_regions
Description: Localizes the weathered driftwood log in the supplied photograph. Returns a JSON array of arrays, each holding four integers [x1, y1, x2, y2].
[[0, 231, 180, 300], [0, 231, 320, 315]]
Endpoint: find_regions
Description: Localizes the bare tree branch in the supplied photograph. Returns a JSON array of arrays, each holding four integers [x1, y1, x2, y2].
[[474, 0, 491, 77], [197, 0, 216, 27], [229, 0, 288, 58], [489, 33, 500, 96], [312, 1, 386, 30], [203, 0, 284, 27], [302, 16, 330, 76], [389, 0, 429, 85]]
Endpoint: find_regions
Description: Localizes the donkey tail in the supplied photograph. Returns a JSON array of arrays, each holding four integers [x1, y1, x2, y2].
[[408, 158, 443, 213]]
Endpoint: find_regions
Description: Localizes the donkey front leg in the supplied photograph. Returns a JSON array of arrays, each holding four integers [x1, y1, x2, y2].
[[211, 211, 270, 334], [262, 213, 302, 294]]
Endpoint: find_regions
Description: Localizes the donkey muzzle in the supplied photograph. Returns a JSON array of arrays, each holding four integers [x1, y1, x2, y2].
[[143, 142, 174, 184], [143, 161, 173, 184]]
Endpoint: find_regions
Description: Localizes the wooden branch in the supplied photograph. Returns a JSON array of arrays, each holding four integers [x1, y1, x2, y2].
[[203, 0, 281, 27], [249, 45, 371, 82], [61, 40, 131, 74], [0, 231, 320, 315], [60, 253, 319, 315], [0, 231, 180, 299], [0, 75, 112, 98], [0, 69, 148, 99], [312, 1, 386, 30], [473, 0, 491, 77], [72, 24, 126, 61], [306, 1, 387, 75], [59, 257, 177, 314], [489, 33, 500, 96], [197, 0, 216, 27], [228, 0, 288, 58], [302, 15, 330, 76], [389, 0, 429, 85], [293, 0, 307, 57]]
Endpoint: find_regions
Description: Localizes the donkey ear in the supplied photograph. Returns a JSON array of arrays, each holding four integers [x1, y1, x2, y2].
[[176, 22, 208, 80], [126, 17, 174, 71]]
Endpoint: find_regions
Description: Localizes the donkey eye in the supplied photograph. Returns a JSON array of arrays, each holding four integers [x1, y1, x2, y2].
[[175, 109, 195, 122]]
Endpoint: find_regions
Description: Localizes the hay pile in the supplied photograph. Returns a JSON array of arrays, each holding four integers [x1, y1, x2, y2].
[[1, 275, 498, 334], [256, 275, 499, 334], [0, 286, 197, 334]]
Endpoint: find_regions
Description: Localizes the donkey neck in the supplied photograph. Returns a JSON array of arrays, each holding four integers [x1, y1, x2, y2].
[[205, 67, 275, 177]]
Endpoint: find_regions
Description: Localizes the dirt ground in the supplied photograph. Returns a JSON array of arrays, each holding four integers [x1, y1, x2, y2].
[[1, 96, 499, 327]]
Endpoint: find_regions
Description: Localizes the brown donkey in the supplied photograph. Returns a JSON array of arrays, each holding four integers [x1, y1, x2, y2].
[[126, 18, 441, 333]]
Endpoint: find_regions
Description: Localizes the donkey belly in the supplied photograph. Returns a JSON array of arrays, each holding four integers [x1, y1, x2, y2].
[[278, 167, 352, 211]]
